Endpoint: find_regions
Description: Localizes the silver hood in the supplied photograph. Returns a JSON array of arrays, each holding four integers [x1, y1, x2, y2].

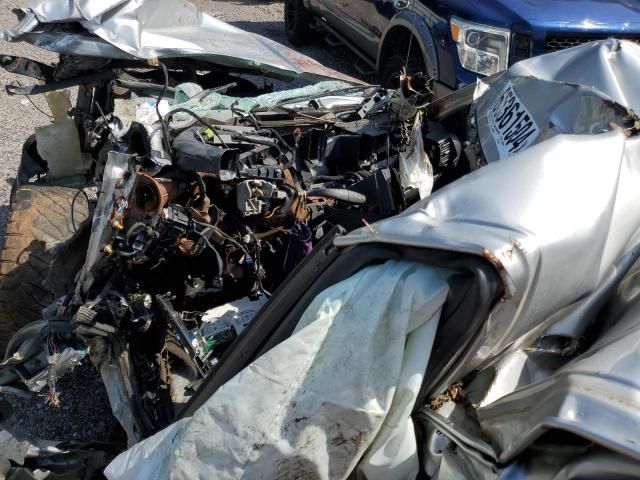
[[2, 0, 361, 83]]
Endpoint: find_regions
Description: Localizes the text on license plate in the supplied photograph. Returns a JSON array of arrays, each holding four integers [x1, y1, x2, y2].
[[487, 82, 539, 158]]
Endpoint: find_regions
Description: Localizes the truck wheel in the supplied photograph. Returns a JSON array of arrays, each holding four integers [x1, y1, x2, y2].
[[0, 185, 90, 354], [285, 0, 314, 46], [380, 53, 426, 90]]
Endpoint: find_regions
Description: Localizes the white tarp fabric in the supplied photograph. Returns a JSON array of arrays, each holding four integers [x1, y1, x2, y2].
[[399, 114, 434, 199], [105, 260, 450, 480]]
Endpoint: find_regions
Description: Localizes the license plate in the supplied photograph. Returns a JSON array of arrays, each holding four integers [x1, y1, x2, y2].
[[487, 82, 539, 158]]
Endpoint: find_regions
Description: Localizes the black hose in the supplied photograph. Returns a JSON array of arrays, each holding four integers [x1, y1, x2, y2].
[[71, 189, 90, 232], [307, 188, 367, 204], [231, 132, 285, 158], [192, 218, 253, 260], [116, 80, 176, 94], [193, 174, 207, 209], [218, 122, 293, 161], [309, 175, 347, 183], [276, 183, 297, 218], [126, 222, 149, 246], [252, 128, 294, 154], [164, 108, 229, 148], [194, 230, 224, 277]]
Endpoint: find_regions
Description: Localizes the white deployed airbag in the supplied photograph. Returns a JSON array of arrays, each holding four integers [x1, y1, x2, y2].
[[106, 260, 450, 480]]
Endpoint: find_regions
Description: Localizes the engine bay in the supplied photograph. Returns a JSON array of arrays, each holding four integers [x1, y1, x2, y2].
[[0, 52, 473, 456]]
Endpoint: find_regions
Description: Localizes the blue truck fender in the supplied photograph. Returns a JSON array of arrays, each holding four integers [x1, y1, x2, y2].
[[377, 11, 440, 81]]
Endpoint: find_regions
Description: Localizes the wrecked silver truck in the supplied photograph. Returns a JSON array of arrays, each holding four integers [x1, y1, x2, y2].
[[2, 1, 640, 479]]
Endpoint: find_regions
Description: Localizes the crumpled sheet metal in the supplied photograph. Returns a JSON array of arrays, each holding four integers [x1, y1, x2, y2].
[[474, 74, 634, 162], [338, 130, 640, 391], [336, 41, 640, 392], [508, 39, 640, 114], [472, 40, 640, 163], [434, 442, 640, 479], [476, 281, 640, 465], [3, 0, 362, 84]]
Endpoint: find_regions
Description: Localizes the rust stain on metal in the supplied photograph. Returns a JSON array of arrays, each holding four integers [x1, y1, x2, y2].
[[428, 382, 464, 410], [281, 49, 364, 84], [508, 237, 526, 255], [505, 245, 515, 260], [483, 248, 506, 273]]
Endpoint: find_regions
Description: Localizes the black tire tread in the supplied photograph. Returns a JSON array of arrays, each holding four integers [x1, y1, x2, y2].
[[0, 185, 89, 353]]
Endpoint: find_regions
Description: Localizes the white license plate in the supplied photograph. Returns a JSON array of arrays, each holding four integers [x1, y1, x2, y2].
[[487, 82, 540, 158]]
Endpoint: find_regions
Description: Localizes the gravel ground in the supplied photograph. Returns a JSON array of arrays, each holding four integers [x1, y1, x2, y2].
[[0, 359, 125, 443], [0, 0, 366, 247]]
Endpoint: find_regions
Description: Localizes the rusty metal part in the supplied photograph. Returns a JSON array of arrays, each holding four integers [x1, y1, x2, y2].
[[290, 198, 310, 222], [402, 71, 434, 100], [130, 173, 179, 218], [283, 168, 310, 222], [428, 382, 464, 411], [177, 237, 196, 255], [187, 203, 211, 225]]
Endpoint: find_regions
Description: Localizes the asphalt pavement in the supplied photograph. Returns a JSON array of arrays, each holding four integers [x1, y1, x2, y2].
[[0, 0, 365, 245]]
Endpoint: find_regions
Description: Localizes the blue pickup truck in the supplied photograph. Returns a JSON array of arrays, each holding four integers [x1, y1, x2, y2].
[[285, 0, 640, 95]]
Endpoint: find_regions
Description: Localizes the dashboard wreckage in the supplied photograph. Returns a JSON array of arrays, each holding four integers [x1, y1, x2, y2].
[[2, 1, 640, 480]]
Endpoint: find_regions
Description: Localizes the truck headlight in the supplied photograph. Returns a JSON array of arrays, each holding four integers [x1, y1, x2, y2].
[[450, 17, 510, 76]]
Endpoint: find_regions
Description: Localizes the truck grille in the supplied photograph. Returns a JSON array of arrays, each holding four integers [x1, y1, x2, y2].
[[544, 36, 640, 52]]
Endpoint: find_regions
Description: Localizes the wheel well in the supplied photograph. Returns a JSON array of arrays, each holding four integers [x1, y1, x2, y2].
[[379, 26, 424, 72]]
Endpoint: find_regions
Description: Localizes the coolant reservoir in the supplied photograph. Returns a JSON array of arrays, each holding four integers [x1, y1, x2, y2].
[[34, 91, 92, 180]]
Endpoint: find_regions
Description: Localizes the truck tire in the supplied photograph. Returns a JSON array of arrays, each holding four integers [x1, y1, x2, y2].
[[0, 185, 90, 353], [380, 53, 426, 90], [285, 0, 314, 46]]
